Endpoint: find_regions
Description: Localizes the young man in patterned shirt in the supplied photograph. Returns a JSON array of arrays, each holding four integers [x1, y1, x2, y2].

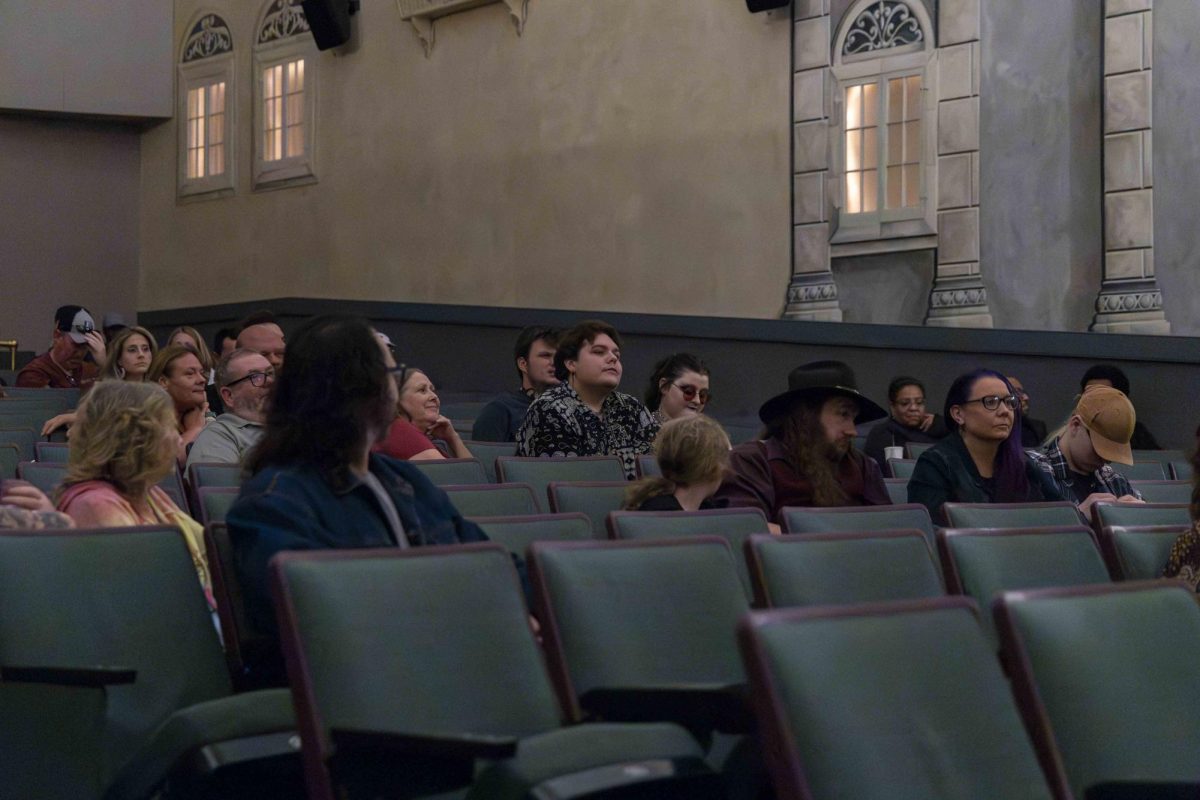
[[514, 320, 658, 480]]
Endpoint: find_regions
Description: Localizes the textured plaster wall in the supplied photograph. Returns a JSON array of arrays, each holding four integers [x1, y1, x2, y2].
[[139, 0, 791, 318], [832, 251, 936, 326], [979, 0, 1102, 331], [1153, 1, 1200, 336]]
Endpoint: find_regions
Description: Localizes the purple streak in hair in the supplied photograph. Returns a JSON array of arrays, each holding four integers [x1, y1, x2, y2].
[[942, 368, 1029, 502]]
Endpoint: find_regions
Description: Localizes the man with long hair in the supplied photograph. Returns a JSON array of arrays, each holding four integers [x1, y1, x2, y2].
[[715, 361, 890, 522]]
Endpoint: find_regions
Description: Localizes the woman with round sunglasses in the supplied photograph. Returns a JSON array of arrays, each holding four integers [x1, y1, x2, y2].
[[644, 353, 711, 423], [907, 368, 1061, 523]]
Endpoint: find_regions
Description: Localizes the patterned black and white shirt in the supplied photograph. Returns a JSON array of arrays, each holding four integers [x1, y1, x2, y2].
[[514, 383, 660, 479], [1027, 437, 1141, 504]]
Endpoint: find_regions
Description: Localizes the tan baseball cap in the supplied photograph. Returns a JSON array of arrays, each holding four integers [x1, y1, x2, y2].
[[1074, 385, 1136, 465]]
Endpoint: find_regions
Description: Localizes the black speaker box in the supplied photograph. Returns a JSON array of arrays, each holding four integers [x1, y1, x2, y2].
[[746, 0, 790, 11], [302, 0, 356, 50]]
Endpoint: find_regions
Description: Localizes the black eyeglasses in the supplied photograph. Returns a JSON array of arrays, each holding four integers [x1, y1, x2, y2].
[[961, 394, 1019, 411], [226, 370, 274, 389], [672, 383, 710, 403]]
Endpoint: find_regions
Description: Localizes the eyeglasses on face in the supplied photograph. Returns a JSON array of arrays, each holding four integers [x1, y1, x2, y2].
[[226, 370, 275, 389], [961, 394, 1019, 412], [672, 383, 710, 403]]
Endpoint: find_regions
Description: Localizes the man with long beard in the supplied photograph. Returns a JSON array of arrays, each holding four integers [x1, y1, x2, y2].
[[715, 360, 891, 525]]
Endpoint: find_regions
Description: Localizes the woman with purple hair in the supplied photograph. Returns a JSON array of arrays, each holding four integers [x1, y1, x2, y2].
[[907, 369, 1062, 524]]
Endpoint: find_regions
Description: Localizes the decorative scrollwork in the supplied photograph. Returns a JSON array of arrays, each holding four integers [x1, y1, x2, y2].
[[787, 282, 840, 304], [1096, 291, 1163, 314], [258, 0, 310, 45], [182, 14, 232, 62], [844, 1, 925, 56], [931, 287, 988, 308]]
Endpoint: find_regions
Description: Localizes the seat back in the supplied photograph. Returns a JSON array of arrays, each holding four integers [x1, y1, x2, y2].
[[938, 526, 1110, 623], [443, 483, 540, 517], [1097, 524, 1190, 580], [530, 538, 748, 720], [496, 456, 625, 509], [738, 598, 1062, 800], [0, 427, 38, 461], [546, 481, 628, 535], [1169, 460, 1193, 481], [636, 454, 661, 477], [883, 477, 908, 505], [995, 582, 1200, 798], [471, 513, 595, 557], [0, 443, 18, 479], [887, 458, 917, 478], [33, 441, 70, 463], [942, 501, 1084, 530], [607, 508, 771, 600], [746, 531, 944, 608], [0, 387, 80, 406], [187, 462, 243, 491], [905, 442, 933, 460], [156, 468, 188, 512], [196, 486, 239, 527], [1091, 502, 1190, 531], [17, 460, 64, 495], [0, 527, 231, 778], [461, 440, 517, 482], [1110, 461, 1167, 480], [409, 458, 488, 487], [1126, 480, 1191, 504], [204, 522, 269, 691], [779, 503, 935, 550], [271, 544, 563, 795]]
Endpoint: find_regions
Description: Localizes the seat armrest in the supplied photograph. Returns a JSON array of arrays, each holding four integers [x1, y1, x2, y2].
[[578, 683, 753, 733], [331, 728, 518, 761], [1, 665, 136, 687]]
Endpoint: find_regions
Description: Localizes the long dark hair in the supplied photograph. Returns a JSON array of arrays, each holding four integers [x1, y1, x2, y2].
[[943, 369, 1029, 502], [245, 315, 393, 488], [644, 353, 709, 411], [765, 398, 847, 507]]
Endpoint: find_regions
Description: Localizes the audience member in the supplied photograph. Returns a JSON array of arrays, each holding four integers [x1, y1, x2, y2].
[[471, 326, 560, 442], [168, 325, 223, 415], [1007, 375, 1048, 447], [644, 353, 710, 423], [862, 376, 948, 466], [236, 313, 286, 372], [376, 367, 472, 460], [212, 327, 238, 359], [0, 481, 73, 529], [54, 382, 212, 607], [1027, 385, 1143, 515], [226, 315, 490, 684], [1163, 430, 1200, 590], [185, 349, 273, 469], [908, 369, 1062, 523], [147, 345, 212, 462], [1080, 364, 1162, 449], [16, 305, 104, 391], [515, 320, 658, 479], [101, 312, 128, 343], [101, 325, 158, 381], [624, 415, 730, 511], [715, 360, 890, 522]]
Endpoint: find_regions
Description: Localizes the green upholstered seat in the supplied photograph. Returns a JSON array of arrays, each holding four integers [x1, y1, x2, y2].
[[738, 598, 1061, 800], [546, 481, 628, 536], [496, 456, 625, 511], [942, 501, 1084, 530], [883, 477, 909, 504], [905, 442, 933, 459], [1128, 480, 1192, 504], [187, 462, 243, 490], [34, 441, 70, 462], [779, 503, 936, 552], [636, 454, 661, 477], [1097, 524, 1190, 580], [443, 483, 540, 517], [472, 513, 596, 556], [409, 458, 488, 487], [995, 583, 1200, 799], [0, 443, 18, 479], [461, 440, 517, 482], [746, 530, 944, 608], [197, 487, 239, 527], [887, 458, 917, 478], [1169, 460, 1193, 481], [1110, 461, 1167, 480], [0, 427, 38, 461], [1092, 502, 1190, 531], [271, 544, 719, 800], [17, 460, 64, 495]]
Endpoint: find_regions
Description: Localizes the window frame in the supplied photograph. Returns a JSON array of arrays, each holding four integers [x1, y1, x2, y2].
[[252, 1, 318, 190], [177, 15, 235, 200]]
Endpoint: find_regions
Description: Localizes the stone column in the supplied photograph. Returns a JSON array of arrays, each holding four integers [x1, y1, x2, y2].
[[784, 0, 842, 321], [1091, 0, 1169, 333], [924, 0, 993, 328]]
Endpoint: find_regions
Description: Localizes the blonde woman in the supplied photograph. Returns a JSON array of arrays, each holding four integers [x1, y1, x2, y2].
[[168, 325, 224, 414], [55, 381, 213, 610], [624, 415, 731, 512]]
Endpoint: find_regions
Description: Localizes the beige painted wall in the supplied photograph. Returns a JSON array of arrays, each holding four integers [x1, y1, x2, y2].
[[139, 0, 792, 318]]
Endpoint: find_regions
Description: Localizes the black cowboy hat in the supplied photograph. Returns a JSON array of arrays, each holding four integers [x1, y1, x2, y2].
[[758, 360, 887, 425]]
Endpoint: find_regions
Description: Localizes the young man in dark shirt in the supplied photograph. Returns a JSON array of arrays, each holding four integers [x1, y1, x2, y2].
[[471, 325, 559, 442]]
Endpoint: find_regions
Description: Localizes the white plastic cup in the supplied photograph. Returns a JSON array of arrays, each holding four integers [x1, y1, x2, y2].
[[884, 446, 905, 461]]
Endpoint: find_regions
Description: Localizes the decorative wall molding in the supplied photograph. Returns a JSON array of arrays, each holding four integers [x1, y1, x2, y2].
[[258, 0, 310, 44], [1091, 0, 1169, 334], [182, 14, 233, 62], [396, 0, 528, 57], [843, 1, 925, 56]]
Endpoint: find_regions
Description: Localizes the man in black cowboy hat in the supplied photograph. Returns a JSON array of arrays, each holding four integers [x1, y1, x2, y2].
[[714, 360, 891, 522]]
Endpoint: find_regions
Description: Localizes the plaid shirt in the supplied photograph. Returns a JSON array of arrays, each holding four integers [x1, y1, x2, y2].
[[1026, 438, 1141, 502]]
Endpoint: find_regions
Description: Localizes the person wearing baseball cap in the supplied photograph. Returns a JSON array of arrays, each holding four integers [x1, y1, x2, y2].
[[15, 305, 106, 392], [1027, 385, 1144, 516], [714, 360, 891, 524]]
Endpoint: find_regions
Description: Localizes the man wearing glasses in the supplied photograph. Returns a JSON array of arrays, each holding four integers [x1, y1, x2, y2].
[[186, 349, 274, 468]]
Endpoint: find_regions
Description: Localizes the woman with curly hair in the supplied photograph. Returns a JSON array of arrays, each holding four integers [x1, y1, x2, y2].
[[624, 414, 730, 511], [1162, 427, 1200, 589], [55, 381, 212, 607]]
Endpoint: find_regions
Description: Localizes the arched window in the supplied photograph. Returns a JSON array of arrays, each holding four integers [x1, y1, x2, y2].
[[831, 0, 937, 243], [178, 12, 235, 198], [253, 0, 317, 188]]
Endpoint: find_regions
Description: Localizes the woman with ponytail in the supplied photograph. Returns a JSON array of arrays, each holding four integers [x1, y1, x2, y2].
[[625, 415, 731, 511]]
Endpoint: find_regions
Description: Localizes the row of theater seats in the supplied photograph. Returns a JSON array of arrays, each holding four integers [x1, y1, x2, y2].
[[2, 522, 1196, 799]]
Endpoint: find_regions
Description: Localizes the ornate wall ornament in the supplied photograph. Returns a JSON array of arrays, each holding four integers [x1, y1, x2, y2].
[[843, 1, 924, 56], [258, 0, 310, 45], [1096, 291, 1163, 314], [396, 0, 529, 57], [787, 282, 839, 304], [183, 14, 233, 62], [930, 287, 988, 309]]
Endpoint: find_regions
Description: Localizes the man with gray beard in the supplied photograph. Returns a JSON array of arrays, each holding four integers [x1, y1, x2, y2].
[[186, 349, 275, 468]]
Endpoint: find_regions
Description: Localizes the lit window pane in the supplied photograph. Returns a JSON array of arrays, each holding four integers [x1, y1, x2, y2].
[[863, 127, 878, 170], [846, 130, 862, 172], [887, 78, 903, 123], [904, 164, 920, 207], [292, 59, 304, 93], [846, 172, 861, 214], [904, 120, 921, 163], [845, 85, 862, 130], [862, 169, 878, 213], [886, 165, 902, 209], [287, 125, 304, 157], [905, 76, 922, 120], [210, 143, 224, 176], [887, 122, 903, 165], [862, 82, 878, 128]]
